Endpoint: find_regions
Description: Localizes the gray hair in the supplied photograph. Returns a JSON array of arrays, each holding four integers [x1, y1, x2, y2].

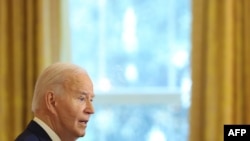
[[31, 62, 86, 112]]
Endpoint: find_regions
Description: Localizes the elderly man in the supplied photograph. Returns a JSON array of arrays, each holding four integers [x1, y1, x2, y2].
[[15, 62, 95, 141]]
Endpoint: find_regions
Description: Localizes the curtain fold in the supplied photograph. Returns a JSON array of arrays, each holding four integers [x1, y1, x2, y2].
[[0, 0, 64, 140], [190, 0, 250, 141]]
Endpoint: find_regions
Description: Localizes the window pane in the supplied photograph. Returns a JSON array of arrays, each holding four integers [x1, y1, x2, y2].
[[69, 0, 191, 93], [69, 0, 191, 141], [77, 105, 189, 141]]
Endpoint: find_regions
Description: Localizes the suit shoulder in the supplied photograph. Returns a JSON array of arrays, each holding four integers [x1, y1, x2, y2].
[[15, 130, 39, 141]]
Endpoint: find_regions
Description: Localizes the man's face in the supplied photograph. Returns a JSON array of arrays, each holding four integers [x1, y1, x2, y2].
[[54, 71, 95, 139]]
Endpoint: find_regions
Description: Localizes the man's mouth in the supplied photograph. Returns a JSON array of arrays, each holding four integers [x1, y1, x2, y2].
[[79, 120, 88, 126]]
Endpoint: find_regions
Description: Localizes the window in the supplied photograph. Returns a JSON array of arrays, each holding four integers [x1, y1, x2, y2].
[[69, 0, 191, 141]]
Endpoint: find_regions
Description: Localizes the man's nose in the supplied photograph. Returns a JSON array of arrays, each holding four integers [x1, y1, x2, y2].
[[85, 100, 95, 114]]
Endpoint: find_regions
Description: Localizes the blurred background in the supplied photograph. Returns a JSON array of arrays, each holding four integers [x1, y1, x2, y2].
[[1, 0, 250, 141], [70, 1, 191, 140]]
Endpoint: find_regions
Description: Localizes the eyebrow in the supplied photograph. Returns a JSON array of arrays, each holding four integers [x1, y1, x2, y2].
[[79, 91, 95, 98]]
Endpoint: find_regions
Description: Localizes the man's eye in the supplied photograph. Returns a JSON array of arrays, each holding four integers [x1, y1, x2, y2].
[[79, 97, 85, 101]]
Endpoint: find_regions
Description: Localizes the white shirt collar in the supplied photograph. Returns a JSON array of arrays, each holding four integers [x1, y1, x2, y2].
[[33, 117, 61, 141]]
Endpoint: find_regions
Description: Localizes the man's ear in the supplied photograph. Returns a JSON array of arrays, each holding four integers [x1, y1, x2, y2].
[[45, 91, 57, 114]]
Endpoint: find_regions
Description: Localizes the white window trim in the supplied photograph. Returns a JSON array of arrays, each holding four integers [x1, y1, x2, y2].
[[94, 91, 181, 106]]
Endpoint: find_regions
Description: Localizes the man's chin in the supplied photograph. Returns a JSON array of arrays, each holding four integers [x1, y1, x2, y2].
[[80, 133, 85, 137], [77, 130, 86, 137]]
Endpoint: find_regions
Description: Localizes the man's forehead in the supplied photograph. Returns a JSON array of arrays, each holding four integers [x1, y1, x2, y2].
[[65, 69, 92, 83], [63, 71, 93, 93]]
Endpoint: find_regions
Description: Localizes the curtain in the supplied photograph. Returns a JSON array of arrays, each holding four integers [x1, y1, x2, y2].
[[0, 0, 67, 140], [190, 0, 250, 141]]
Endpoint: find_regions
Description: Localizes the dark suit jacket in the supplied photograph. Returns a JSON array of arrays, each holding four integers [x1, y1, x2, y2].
[[15, 120, 52, 141]]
